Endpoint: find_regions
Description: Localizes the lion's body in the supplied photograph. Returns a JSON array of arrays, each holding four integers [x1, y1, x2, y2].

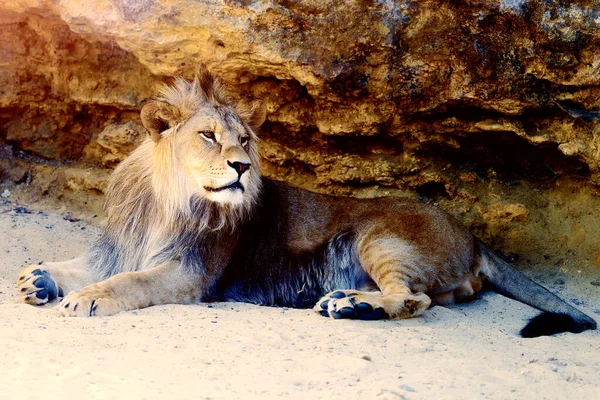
[[211, 179, 475, 309], [18, 70, 596, 337]]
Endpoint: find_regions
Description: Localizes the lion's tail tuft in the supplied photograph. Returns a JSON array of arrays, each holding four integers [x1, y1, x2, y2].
[[520, 312, 597, 338], [478, 243, 597, 337]]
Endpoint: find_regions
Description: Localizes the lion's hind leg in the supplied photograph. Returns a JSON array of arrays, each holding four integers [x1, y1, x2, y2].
[[315, 234, 434, 320], [17, 257, 97, 305]]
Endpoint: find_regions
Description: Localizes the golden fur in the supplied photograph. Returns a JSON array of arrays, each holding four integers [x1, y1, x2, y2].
[[18, 69, 265, 316], [17, 70, 596, 337]]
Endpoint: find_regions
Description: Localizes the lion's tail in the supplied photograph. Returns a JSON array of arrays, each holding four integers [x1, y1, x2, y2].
[[478, 244, 597, 338]]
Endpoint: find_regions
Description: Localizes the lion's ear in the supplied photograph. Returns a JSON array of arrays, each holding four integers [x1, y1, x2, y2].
[[237, 99, 267, 133], [140, 101, 182, 142]]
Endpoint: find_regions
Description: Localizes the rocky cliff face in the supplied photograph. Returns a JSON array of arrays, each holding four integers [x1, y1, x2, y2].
[[1, 0, 600, 275]]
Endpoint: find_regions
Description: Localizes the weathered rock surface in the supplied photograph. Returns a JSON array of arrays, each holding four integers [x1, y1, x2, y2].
[[1, 0, 600, 273]]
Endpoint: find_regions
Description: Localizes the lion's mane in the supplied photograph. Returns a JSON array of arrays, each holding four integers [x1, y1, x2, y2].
[[85, 71, 261, 279]]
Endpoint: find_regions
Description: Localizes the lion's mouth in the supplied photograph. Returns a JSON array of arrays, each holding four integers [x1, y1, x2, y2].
[[204, 181, 245, 193]]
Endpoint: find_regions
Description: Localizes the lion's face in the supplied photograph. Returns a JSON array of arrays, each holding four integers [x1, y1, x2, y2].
[[173, 104, 261, 206], [140, 75, 266, 211], [140, 74, 266, 211]]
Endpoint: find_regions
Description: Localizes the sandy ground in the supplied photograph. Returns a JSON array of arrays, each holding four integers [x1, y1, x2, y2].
[[1, 198, 599, 400]]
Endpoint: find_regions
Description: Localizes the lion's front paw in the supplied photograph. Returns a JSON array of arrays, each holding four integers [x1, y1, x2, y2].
[[58, 285, 124, 317], [17, 265, 63, 305]]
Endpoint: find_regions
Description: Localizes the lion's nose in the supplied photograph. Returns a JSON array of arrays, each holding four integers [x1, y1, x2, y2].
[[227, 161, 251, 176]]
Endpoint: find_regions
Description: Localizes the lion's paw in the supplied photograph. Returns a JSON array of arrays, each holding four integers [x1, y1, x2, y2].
[[314, 290, 388, 320], [58, 285, 124, 317], [402, 293, 431, 317], [17, 265, 62, 305]]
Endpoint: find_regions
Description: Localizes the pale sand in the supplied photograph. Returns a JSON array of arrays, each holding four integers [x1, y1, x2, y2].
[[1, 200, 599, 400]]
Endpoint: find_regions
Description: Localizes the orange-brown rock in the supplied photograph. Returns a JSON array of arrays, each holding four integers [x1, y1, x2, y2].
[[1, 0, 600, 272], [482, 203, 530, 224], [82, 121, 146, 167]]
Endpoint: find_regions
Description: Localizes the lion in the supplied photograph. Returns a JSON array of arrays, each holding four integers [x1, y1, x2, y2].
[[17, 69, 596, 338]]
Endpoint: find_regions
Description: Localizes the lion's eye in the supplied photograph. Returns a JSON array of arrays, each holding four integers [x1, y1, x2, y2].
[[199, 131, 215, 141], [240, 136, 249, 147]]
